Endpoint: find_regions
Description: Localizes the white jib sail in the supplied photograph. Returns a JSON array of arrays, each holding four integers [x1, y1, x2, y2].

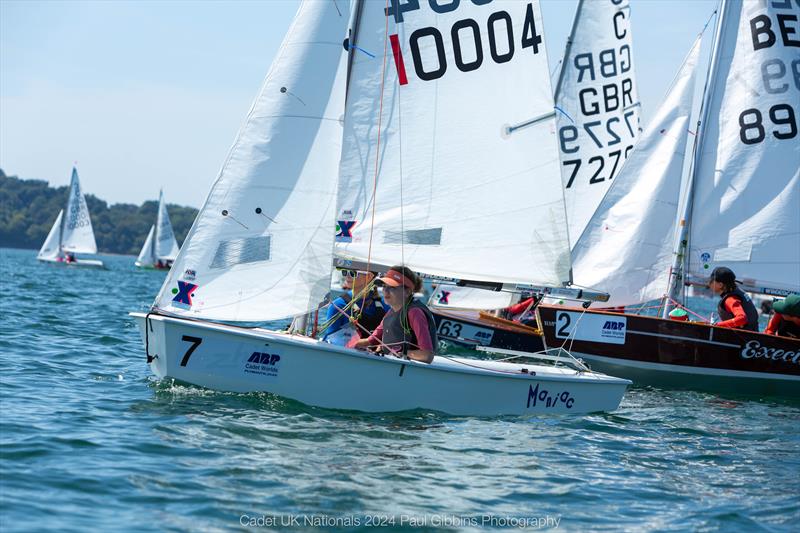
[[136, 225, 155, 266], [61, 167, 98, 254], [688, 0, 800, 293], [154, 0, 349, 322], [154, 190, 179, 261], [38, 210, 64, 261], [336, 0, 571, 286], [428, 285, 514, 311], [554, 0, 641, 247], [571, 37, 701, 307]]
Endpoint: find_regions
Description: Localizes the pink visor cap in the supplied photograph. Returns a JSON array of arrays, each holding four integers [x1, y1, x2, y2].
[[377, 269, 415, 290]]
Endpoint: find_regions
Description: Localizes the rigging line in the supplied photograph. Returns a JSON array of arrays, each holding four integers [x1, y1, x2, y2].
[[363, 0, 392, 281], [315, 279, 377, 338], [396, 18, 409, 350]]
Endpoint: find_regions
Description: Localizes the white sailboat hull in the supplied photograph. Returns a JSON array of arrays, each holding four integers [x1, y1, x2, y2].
[[38, 257, 105, 268], [131, 312, 630, 415]]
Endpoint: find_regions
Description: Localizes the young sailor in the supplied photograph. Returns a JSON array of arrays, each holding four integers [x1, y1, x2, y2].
[[321, 272, 357, 345], [764, 294, 800, 339], [707, 267, 759, 331], [353, 266, 438, 363]]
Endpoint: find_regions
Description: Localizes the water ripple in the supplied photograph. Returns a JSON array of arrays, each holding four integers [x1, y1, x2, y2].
[[1, 248, 799, 531]]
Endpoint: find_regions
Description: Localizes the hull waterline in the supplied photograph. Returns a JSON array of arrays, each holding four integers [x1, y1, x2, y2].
[[131, 312, 630, 416], [38, 257, 105, 269], [538, 306, 800, 398]]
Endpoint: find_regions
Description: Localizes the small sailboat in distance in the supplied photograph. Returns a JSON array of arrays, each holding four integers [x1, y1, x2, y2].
[[37, 167, 104, 268], [135, 190, 179, 270]]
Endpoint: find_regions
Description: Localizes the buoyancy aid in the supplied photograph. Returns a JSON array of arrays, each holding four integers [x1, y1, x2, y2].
[[381, 299, 438, 355], [718, 287, 759, 331]]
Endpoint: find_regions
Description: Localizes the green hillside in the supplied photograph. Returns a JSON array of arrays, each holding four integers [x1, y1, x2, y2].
[[0, 169, 198, 255]]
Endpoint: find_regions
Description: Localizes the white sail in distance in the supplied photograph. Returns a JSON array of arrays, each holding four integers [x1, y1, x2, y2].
[[154, 0, 348, 321], [554, 0, 641, 246], [61, 167, 98, 254], [336, 0, 571, 286], [136, 225, 155, 266], [38, 210, 64, 261], [572, 37, 702, 307], [154, 190, 179, 261], [687, 0, 800, 293]]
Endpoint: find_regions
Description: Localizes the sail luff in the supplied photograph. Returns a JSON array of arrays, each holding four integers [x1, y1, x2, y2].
[[664, 2, 726, 313]]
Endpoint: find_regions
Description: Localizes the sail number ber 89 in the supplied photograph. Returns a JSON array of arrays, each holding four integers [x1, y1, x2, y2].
[[386, 0, 543, 83]]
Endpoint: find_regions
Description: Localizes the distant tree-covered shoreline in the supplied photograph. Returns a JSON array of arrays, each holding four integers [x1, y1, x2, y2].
[[0, 169, 198, 255]]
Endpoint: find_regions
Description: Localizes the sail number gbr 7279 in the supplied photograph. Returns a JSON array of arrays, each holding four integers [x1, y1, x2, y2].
[[385, 0, 542, 84]]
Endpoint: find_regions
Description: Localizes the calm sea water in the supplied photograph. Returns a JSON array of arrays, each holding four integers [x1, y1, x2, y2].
[[1, 247, 798, 532]]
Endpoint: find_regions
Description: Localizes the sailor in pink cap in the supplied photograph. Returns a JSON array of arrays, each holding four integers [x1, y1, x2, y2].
[[353, 265, 438, 363]]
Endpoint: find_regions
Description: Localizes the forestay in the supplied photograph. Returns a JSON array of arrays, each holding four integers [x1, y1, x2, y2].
[[687, 0, 800, 293], [155, 191, 180, 261], [336, 0, 571, 286], [572, 37, 701, 307], [154, 0, 349, 321], [554, 0, 641, 245], [61, 168, 98, 254], [38, 210, 64, 261]]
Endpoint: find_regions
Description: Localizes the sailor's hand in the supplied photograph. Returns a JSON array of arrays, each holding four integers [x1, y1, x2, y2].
[[353, 338, 371, 350]]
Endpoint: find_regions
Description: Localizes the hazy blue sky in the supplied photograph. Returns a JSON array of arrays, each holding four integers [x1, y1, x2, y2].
[[1, 0, 717, 208]]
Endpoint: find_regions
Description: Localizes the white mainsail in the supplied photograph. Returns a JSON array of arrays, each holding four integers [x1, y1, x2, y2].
[[686, 0, 800, 293], [554, 0, 641, 246], [571, 37, 702, 307], [154, 190, 180, 261], [154, 0, 348, 321], [336, 0, 570, 286], [61, 167, 98, 254], [38, 210, 64, 261], [136, 225, 156, 266]]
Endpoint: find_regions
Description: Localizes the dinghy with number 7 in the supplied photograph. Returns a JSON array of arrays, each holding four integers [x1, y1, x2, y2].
[[131, 0, 630, 415]]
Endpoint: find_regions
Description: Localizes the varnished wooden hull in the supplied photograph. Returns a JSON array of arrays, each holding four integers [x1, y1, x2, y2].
[[538, 306, 800, 398]]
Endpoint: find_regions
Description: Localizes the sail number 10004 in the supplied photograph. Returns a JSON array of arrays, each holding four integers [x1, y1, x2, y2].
[[386, 1, 542, 83]]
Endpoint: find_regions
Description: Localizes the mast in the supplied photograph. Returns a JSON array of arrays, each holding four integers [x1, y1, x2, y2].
[[552, 0, 584, 104], [663, 0, 726, 316], [153, 190, 161, 262], [344, 0, 364, 104]]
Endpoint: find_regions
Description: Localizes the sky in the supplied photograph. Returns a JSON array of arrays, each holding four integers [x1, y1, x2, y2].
[[1, 0, 717, 208]]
